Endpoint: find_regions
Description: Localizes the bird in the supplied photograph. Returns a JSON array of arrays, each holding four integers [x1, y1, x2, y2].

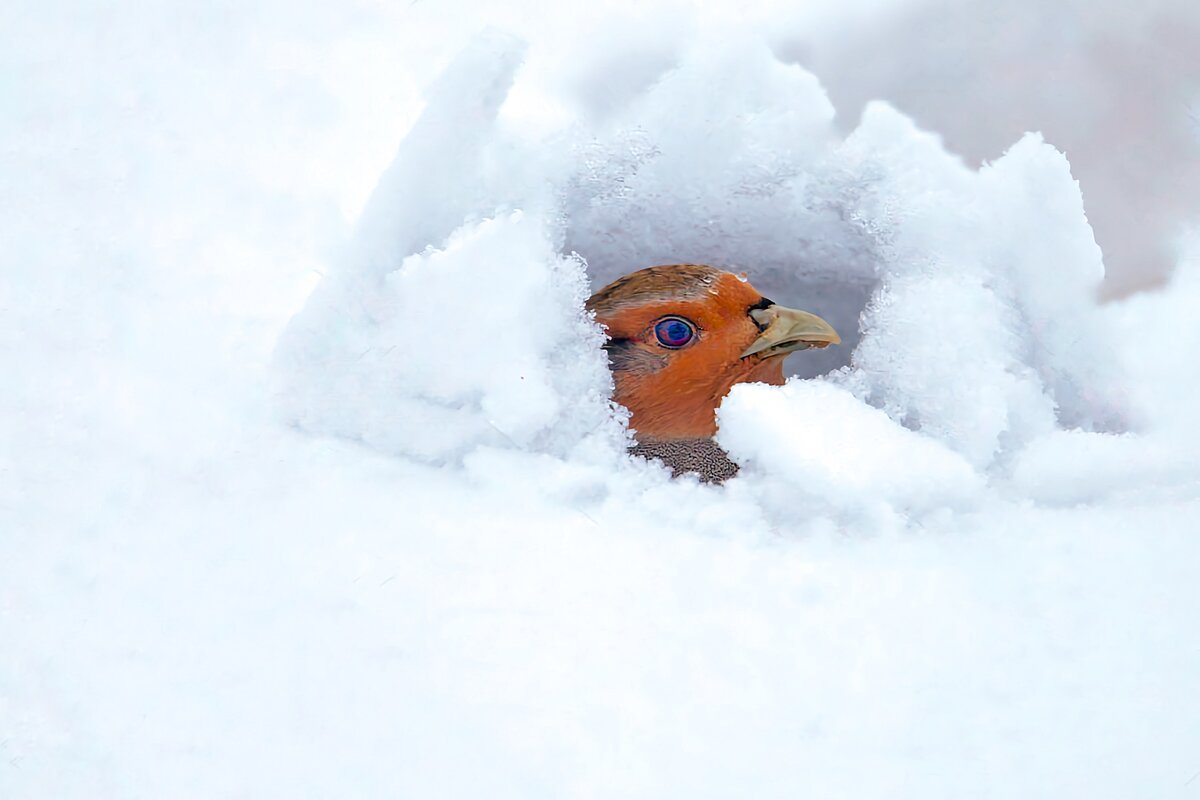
[[586, 264, 840, 482]]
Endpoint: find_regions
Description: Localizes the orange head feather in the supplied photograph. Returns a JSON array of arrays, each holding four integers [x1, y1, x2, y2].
[[586, 264, 840, 441]]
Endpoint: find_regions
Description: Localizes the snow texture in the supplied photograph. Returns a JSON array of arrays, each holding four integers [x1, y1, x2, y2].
[[280, 29, 1135, 485], [5, 3, 1200, 799]]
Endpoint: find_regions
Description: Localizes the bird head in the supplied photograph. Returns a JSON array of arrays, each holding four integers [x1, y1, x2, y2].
[[586, 264, 840, 441]]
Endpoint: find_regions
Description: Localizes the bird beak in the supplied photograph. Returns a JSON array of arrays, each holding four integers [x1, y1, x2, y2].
[[740, 305, 841, 359]]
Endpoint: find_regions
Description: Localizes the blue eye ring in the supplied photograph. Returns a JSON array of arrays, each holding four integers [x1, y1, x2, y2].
[[653, 316, 696, 349]]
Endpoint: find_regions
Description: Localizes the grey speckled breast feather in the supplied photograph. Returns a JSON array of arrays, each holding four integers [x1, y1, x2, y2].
[[629, 438, 740, 483]]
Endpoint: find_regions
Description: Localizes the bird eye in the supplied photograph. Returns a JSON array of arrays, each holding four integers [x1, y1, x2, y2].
[[653, 316, 695, 349]]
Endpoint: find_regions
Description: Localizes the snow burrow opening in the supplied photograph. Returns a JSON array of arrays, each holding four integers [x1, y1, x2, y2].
[[275, 29, 1134, 484]]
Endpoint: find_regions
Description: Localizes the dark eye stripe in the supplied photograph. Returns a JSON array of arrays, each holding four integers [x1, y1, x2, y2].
[[603, 338, 667, 373]]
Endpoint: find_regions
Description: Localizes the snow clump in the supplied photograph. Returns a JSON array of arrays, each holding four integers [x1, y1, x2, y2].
[[275, 32, 624, 463]]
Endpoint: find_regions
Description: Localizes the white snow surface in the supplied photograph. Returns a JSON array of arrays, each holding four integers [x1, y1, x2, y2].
[[5, 3, 1200, 798]]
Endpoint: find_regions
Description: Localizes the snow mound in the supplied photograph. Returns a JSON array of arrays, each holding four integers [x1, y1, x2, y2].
[[1110, 239, 1200, 436], [276, 209, 620, 461], [8, 6, 1200, 799], [719, 380, 984, 517], [830, 112, 1130, 468], [275, 33, 623, 463], [281, 29, 1141, 507]]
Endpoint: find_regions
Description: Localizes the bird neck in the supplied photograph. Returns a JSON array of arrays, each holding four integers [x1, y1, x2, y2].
[[616, 355, 785, 441]]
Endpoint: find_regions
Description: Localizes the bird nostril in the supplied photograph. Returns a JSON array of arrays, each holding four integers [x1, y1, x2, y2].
[[746, 297, 776, 331], [748, 307, 775, 333]]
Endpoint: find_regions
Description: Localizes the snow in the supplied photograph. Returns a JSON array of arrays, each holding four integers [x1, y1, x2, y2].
[[5, 2, 1200, 798], [719, 380, 985, 517], [277, 208, 619, 461]]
